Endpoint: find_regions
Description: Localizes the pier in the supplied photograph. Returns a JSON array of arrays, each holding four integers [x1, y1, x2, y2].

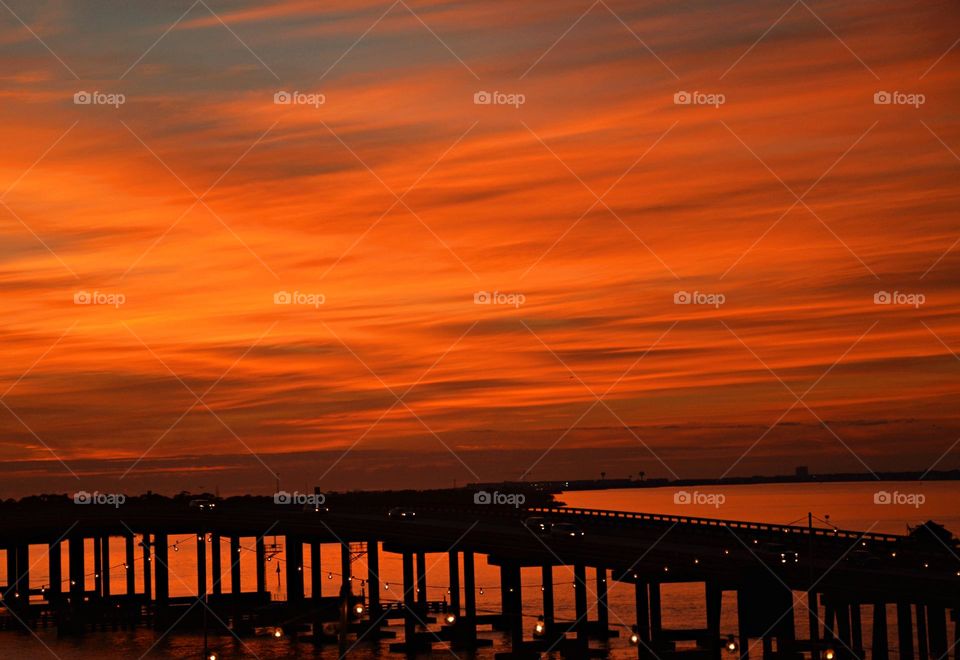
[[1, 500, 958, 658]]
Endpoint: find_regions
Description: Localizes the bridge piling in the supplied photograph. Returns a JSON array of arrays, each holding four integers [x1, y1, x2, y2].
[[851, 603, 864, 660], [93, 536, 102, 597], [542, 565, 555, 632], [462, 551, 478, 647], [197, 533, 207, 600], [368, 541, 380, 616], [809, 591, 821, 651], [49, 538, 62, 604], [650, 582, 663, 645], [927, 606, 947, 660], [141, 534, 151, 607], [101, 537, 111, 603], [872, 602, 889, 660], [706, 582, 723, 660], [211, 534, 221, 596], [230, 537, 241, 595], [574, 563, 589, 652], [402, 551, 417, 650], [310, 541, 321, 601], [416, 552, 427, 607], [916, 604, 929, 660], [596, 566, 609, 636], [897, 602, 914, 660], [153, 533, 169, 626], [125, 535, 135, 596], [286, 535, 303, 603], [448, 550, 460, 616], [255, 536, 266, 596], [635, 581, 651, 660]]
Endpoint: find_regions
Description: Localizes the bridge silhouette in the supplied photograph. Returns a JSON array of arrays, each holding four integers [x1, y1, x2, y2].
[[1, 500, 957, 659]]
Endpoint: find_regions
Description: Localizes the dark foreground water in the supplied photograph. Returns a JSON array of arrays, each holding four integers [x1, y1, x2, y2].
[[1, 481, 957, 658]]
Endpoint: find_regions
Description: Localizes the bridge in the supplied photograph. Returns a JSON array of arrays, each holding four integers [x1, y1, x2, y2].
[[0, 500, 957, 659]]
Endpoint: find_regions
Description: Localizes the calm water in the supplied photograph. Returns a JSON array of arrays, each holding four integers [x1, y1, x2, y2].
[[1, 481, 957, 658]]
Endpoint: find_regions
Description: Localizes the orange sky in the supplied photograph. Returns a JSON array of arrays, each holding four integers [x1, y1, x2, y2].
[[1, 0, 959, 495]]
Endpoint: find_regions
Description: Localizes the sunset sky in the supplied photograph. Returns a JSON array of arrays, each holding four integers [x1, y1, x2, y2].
[[1, 0, 959, 496]]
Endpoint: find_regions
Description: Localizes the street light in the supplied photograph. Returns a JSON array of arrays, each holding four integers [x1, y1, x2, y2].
[[534, 616, 545, 638]]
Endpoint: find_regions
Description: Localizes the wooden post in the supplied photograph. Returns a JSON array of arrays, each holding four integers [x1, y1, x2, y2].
[[596, 566, 609, 634], [809, 591, 821, 650], [917, 604, 929, 660], [309, 541, 321, 601], [851, 603, 864, 660], [650, 582, 663, 640], [504, 562, 523, 651], [69, 535, 85, 601], [448, 550, 460, 616], [285, 536, 303, 603]]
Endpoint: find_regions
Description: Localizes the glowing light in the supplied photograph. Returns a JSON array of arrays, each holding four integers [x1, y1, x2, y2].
[[726, 637, 738, 653], [824, 649, 836, 660], [273, 628, 283, 639], [445, 613, 456, 624], [534, 616, 545, 637], [328, 572, 333, 580], [354, 603, 364, 615]]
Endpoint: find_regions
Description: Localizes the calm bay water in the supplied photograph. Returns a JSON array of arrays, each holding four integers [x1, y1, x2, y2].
[[2, 481, 957, 658]]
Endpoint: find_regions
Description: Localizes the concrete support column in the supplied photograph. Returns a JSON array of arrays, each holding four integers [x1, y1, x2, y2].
[[872, 602, 889, 660], [125, 535, 136, 595], [416, 552, 427, 606], [211, 534, 221, 596], [463, 551, 477, 644], [706, 583, 723, 660], [636, 581, 651, 660], [596, 567, 609, 633], [542, 565, 555, 629], [897, 602, 914, 660], [851, 603, 864, 660], [502, 562, 523, 651], [285, 536, 303, 603], [230, 537, 242, 595], [309, 541, 321, 601], [448, 550, 460, 616], [255, 537, 266, 595], [141, 534, 152, 604], [100, 537, 111, 599], [402, 551, 417, 648], [93, 536, 103, 596], [368, 541, 380, 615], [927, 606, 947, 660], [196, 533, 207, 600], [69, 535, 85, 601], [574, 563, 588, 651], [49, 539, 63, 601], [650, 582, 663, 640], [917, 604, 929, 660]]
